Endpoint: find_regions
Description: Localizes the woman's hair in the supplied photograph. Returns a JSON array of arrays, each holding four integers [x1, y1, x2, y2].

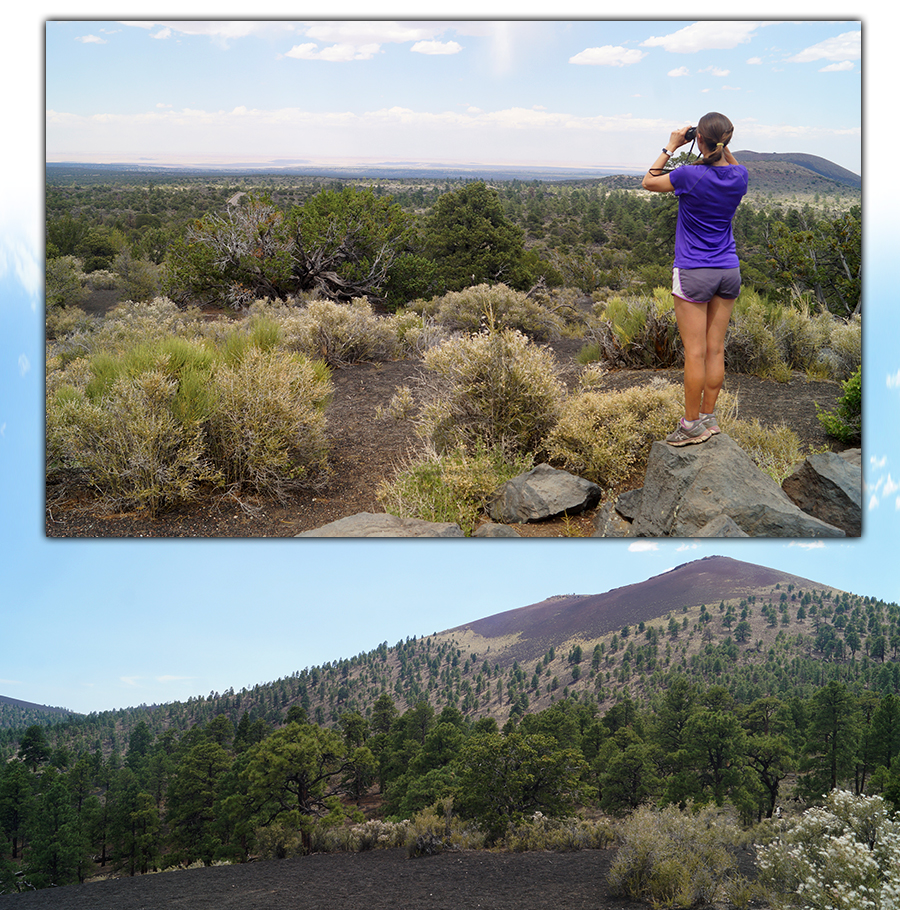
[[692, 112, 734, 166]]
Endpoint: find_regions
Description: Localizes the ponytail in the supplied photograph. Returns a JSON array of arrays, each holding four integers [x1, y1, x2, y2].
[[692, 113, 734, 166]]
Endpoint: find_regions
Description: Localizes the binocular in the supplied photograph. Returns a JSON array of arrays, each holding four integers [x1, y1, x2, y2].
[[685, 126, 697, 142]]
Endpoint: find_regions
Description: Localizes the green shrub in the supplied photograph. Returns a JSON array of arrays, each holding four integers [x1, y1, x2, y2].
[[45, 255, 88, 309], [47, 368, 214, 516], [419, 327, 565, 455], [407, 283, 566, 341], [544, 380, 701, 492], [403, 798, 486, 858], [607, 803, 746, 908], [816, 365, 861, 444], [204, 349, 332, 500]]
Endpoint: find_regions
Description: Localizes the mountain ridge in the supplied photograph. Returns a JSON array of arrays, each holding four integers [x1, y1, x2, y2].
[[443, 555, 844, 666]]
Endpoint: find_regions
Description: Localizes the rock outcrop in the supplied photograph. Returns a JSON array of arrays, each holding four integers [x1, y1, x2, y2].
[[293, 439, 861, 539], [594, 434, 857, 538], [781, 449, 862, 536]]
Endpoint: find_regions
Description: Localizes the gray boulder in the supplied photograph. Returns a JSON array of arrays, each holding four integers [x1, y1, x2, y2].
[[488, 463, 602, 524], [592, 502, 633, 538], [472, 522, 522, 538], [781, 450, 862, 536], [694, 515, 750, 537], [296, 512, 464, 538], [628, 434, 845, 538]]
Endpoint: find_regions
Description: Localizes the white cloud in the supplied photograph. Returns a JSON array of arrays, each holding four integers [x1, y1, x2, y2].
[[151, 28, 172, 41], [700, 65, 730, 77], [747, 56, 763, 65], [570, 45, 646, 67], [303, 21, 432, 46], [676, 542, 700, 552], [871, 454, 888, 470], [789, 30, 861, 64], [411, 40, 462, 56], [788, 540, 826, 550], [628, 542, 659, 552], [285, 42, 381, 62], [886, 370, 900, 390], [820, 61, 855, 73], [75, 34, 106, 44], [669, 66, 690, 77], [641, 21, 764, 53], [18, 354, 29, 376]]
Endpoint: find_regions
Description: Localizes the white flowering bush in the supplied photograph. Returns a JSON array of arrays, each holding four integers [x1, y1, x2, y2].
[[756, 790, 900, 910]]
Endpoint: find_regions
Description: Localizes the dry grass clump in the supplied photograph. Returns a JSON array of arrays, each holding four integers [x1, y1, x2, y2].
[[47, 365, 214, 517], [582, 292, 681, 369], [377, 443, 534, 535], [607, 802, 749, 908], [726, 417, 824, 484], [406, 283, 567, 341], [403, 798, 487, 857], [579, 288, 861, 384], [503, 811, 617, 853], [203, 348, 332, 501], [249, 296, 402, 366]]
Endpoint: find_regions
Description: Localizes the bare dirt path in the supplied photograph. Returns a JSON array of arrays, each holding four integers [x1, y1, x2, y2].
[[0, 846, 721, 910]]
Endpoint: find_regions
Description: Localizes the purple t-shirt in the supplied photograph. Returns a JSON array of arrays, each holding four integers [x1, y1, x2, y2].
[[669, 164, 748, 269]]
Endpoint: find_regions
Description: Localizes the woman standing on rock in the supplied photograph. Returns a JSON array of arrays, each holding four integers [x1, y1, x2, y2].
[[642, 112, 748, 446]]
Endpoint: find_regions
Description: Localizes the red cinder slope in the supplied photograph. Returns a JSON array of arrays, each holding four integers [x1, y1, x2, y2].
[[448, 555, 841, 649]]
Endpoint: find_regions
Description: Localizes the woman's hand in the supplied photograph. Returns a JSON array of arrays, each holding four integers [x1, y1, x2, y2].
[[668, 125, 693, 151]]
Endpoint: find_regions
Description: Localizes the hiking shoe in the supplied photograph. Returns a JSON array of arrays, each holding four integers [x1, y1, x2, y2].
[[700, 413, 721, 435], [666, 418, 712, 446]]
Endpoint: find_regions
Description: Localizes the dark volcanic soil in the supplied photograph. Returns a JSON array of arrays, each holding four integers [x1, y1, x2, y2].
[[45, 310, 851, 539], [1, 845, 761, 910]]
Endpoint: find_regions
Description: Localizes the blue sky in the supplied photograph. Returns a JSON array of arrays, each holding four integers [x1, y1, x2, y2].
[[0, 5, 894, 717], [46, 19, 861, 174]]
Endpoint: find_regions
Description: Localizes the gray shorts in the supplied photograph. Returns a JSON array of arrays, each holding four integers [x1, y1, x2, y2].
[[672, 267, 741, 303]]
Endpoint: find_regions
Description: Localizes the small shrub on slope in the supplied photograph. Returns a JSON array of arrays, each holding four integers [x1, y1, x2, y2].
[[406, 282, 566, 341], [607, 802, 747, 908], [419, 327, 565, 456]]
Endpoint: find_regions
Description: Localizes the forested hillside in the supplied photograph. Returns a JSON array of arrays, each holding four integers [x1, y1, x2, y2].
[[3, 557, 899, 891], [45, 153, 861, 317]]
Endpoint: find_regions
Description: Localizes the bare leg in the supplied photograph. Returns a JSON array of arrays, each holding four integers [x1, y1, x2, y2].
[[673, 294, 735, 420], [700, 294, 736, 415], [672, 296, 709, 421]]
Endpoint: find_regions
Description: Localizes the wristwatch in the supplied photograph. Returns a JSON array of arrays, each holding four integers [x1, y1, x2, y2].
[[662, 148, 673, 156]]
